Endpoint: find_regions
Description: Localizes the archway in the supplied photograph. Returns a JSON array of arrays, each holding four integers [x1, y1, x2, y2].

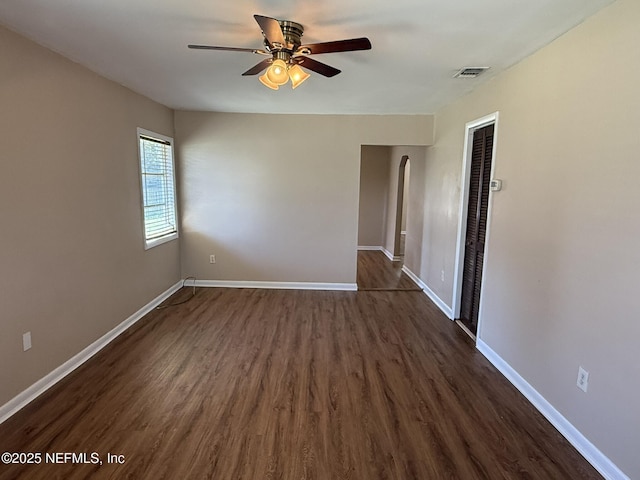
[[393, 155, 410, 261]]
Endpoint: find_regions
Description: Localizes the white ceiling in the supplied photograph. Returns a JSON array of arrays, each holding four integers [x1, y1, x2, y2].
[[0, 0, 614, 114]]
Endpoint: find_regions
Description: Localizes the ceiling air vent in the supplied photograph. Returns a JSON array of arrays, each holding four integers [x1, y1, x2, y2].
[[453, 67, 490, 78]]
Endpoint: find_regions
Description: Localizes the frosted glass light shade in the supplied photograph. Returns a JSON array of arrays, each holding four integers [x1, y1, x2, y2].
[[259, 73, 279, 90], [288, 64, 310, 89], [266, 59, 289, 85]]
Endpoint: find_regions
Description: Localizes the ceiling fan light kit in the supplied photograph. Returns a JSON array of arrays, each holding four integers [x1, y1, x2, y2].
[[266, 58, 289, 85], [259, 73, 280, 90], [288, 64, 310, 89], [188, 14, 371, 91], [258, 61, 311, 90]]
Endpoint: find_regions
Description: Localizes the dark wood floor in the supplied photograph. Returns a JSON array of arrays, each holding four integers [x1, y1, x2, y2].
[[357, 250, 421, 291], [0, 284, 601, 479]]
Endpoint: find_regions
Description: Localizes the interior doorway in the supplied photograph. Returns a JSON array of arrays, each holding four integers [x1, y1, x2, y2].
[[356, 149, 420, 291]]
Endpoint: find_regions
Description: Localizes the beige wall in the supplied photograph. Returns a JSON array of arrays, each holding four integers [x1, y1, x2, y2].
[[415, 0, 640, 476], [383, 154, 402, 256], [174, 112, 433, 284], [358, 146, 390, 247], [382, 147, 427, 259], [400, 161, 409, 232], [0, 26, 180, 406], [391, 147, 427, 271]]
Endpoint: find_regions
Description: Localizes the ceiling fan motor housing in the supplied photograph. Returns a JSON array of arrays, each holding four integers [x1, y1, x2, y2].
[[273, 20, 304, 53]]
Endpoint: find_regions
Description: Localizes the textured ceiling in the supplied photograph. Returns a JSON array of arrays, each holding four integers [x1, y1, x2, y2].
[[0, 0, 614, 114]]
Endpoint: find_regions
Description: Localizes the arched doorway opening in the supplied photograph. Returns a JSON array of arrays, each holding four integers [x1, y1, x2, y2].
[[393, 155, 410, 262]]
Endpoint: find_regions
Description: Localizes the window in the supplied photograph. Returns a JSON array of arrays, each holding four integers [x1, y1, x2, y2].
[[137, 128, 178, 249]]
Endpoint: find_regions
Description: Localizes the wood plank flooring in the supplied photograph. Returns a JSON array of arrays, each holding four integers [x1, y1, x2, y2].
[[0, 287, 602, 479], [357, 250, 421, 291]]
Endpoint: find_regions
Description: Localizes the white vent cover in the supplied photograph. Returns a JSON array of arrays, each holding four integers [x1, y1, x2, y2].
[[453, 67, 490, 78]]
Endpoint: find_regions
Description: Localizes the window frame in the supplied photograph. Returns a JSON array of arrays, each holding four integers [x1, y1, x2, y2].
[[137, 127, 179, 250]]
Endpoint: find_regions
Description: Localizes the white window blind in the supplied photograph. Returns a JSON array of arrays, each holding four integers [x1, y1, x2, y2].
[[138, 129, 178, 249]]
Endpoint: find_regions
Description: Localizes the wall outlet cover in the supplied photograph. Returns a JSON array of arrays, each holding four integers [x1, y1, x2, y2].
[[23, 332, 32, 351], [577, 366, 589, 392]]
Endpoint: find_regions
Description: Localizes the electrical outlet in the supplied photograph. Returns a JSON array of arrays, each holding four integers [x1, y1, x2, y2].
[[441, 270, 445, 282], [209, 255, 216, 264], [577, 366, 589, 392], [23, 332, 32, 351]]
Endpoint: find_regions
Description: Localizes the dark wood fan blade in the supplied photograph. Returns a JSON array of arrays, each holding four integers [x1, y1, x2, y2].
[[241, 58, 273, 76], [297, 37, 371, 55], [188, 45, 269, 55], [254, 15, 286, 48], [292, 56, 341, 77]]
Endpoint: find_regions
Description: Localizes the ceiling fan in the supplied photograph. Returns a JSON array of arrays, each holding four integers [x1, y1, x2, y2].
[[188, 15, 372, 90]]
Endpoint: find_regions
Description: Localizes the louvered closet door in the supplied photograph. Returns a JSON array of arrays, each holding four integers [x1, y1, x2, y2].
[[459, 124, 494, 334]]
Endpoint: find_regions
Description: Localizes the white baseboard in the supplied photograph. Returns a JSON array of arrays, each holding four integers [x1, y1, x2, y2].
[[477, 340, 629, 480], [0, 280, 184, 425], [401, 265, 426, 289], [381, 248, 402, 262], [422, 284, 454, 319], [401, 266, 454, 319], [190, 279, 357, 291]]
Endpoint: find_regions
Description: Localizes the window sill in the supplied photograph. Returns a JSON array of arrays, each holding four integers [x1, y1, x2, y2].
[[144, 232, 178, 250]]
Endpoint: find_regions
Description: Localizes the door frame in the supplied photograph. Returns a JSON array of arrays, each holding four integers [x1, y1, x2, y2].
[[452, 112, 499, 340]]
